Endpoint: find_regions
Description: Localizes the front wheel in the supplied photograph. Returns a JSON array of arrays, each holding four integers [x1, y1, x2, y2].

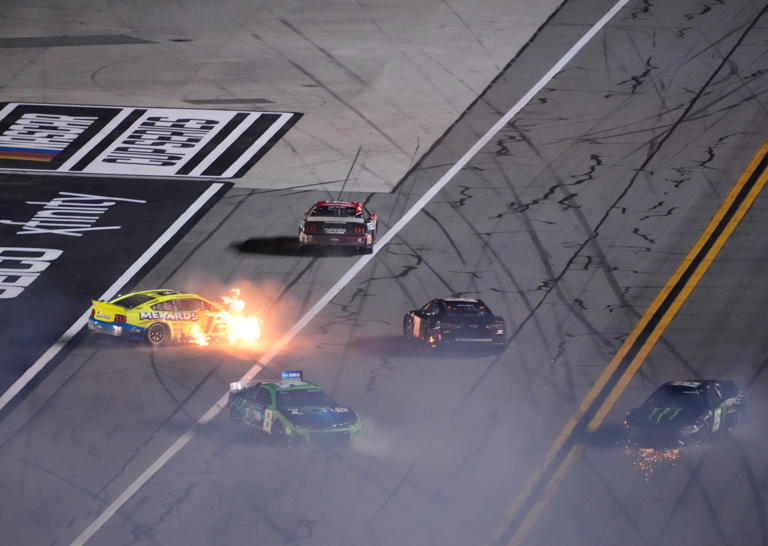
[[146, 322, 170, 346]]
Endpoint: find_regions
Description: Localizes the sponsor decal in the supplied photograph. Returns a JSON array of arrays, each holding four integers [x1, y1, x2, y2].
[[0, 173, 231, 404], [648, 408, 684, 423], [0, 103, 301, 178], [0, 191, 146, 237], [0, 113, 96, 162], [138, 311, 199, 321], [0, 247, 62, 299]]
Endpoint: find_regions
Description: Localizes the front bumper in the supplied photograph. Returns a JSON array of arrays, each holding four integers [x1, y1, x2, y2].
[[293, 420, 362, 444], [625, 426, 700, 448]]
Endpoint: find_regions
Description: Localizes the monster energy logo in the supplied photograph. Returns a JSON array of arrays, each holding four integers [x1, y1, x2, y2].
[[648, 407, 683, 423]]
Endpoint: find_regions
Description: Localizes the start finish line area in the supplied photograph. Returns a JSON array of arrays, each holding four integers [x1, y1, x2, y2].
[[0, 175, 231, 406], [0, 103, 300, 411]]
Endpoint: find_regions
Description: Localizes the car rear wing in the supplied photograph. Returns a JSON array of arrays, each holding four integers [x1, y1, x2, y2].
[[229, 380, 258, 393], [305, 216, 365, 224]]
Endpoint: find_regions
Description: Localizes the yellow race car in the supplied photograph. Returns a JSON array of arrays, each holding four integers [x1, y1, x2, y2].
[[88, 289, 228, 345]]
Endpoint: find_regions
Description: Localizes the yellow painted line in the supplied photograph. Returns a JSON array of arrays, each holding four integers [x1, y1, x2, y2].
[[587, 145, 768, 431], [493, 137, 768, 546], [508, 445, 584, 546]]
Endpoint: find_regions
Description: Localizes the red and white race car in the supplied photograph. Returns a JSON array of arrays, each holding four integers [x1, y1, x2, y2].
[[298, 201, 378, 253]]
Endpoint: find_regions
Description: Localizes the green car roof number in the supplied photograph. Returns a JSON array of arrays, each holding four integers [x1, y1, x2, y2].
[[262, 381, 319, 393]]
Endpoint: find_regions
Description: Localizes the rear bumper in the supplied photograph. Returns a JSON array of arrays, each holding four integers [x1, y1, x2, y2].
[[300, 233, 372, 248], [88, 318, 144, 340], [439, 332, 506, 345]]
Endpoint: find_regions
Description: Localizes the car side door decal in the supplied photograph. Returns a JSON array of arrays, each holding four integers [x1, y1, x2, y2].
[[413, 315, 421, 338], [263, 409, 273, 433]]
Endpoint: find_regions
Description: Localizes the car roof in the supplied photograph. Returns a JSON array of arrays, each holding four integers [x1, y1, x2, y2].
[[662, 380, 718, 391], [314, 200, 360, 208], [261, 380, 320, 392], [111, 289, 213, 304]]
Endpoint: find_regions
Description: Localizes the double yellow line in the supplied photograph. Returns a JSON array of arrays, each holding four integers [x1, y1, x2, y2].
[[493, 138, 768, 546]]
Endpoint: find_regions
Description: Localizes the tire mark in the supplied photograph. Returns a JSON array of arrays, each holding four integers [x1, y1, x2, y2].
[[94, 357, 226, 499], [420, 208, 467, 265], [250, 32, 409, 157]]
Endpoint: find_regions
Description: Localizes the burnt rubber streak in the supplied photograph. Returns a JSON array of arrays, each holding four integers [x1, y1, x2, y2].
[[497, 149, 768, 546], [494, 3, 768, 541]]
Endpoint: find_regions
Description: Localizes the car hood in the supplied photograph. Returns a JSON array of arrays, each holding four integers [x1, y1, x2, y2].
[[282, 406, 358, 429], [627, 406, 703, 428]]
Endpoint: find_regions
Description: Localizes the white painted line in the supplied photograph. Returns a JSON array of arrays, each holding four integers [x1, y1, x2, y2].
[[58, 108, 135, 171], [216, 112, 294, 178], [0, 183, 227, 414], [187, 112, 263, 177], [69, 1, 631, 543]]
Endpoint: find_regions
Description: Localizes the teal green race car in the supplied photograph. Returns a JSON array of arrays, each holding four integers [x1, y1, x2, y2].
[[228, 371, 361, 444]]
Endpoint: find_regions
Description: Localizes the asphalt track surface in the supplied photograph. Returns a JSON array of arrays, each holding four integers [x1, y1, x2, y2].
[[3, 1, 768, 546]]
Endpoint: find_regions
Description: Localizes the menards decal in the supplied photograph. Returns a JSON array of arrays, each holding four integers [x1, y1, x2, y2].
[[139, 311, 199, 321], [0, 103, 301, 178]]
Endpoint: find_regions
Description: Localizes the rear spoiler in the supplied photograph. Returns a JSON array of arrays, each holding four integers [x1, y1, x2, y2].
[[229, 380, 258, 393], [305, 216, 365, 223], [90, 300, 127, 320]]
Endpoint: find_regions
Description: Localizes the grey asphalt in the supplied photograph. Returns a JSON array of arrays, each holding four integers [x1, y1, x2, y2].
[[2, 0, 768, 545]]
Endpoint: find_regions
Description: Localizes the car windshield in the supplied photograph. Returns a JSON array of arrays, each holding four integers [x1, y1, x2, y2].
[[310, 205, 358, 218], [277, 388, 336, 410], [443, 301, 489, 316], [112, 293, 154, 309], [646, 385, 706, 412]]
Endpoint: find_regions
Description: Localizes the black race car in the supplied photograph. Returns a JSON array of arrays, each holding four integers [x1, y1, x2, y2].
[[403, 298, 506, 352], [624, 380, 745, 447], [298, 200, 378, 253]]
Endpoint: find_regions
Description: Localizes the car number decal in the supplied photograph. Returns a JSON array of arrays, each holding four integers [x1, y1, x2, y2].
[[413, 316, 421, 338], [263, 408, 273, 433]]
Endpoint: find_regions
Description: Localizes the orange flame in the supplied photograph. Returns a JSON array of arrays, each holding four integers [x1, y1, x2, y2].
[[189, 323, 209, 346], [219, 288, 260, 344]]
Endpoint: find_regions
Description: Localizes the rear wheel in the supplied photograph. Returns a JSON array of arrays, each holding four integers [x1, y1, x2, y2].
[[403, 316, 413, 341], [146, 322, 170, 346]]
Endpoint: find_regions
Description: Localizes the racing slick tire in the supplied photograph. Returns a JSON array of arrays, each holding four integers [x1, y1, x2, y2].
[[403, 316, 413, 341], [146, 322, 170, 346]]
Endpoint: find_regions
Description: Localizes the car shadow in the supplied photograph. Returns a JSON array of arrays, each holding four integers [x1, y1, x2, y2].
[[233, 237, 362, 257], [582, 423, 626, 448], [350, 335, 504, 359], [350, 335, 427, 357], [232, 236, 304, 256]]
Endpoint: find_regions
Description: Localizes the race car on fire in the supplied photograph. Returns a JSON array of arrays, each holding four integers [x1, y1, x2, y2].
[[228, 371, 362, 443], [88, 289, 230, 346], [624, 380, 745, 447], [403, 297, 506, 352], [298, 200, 378, 253]]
